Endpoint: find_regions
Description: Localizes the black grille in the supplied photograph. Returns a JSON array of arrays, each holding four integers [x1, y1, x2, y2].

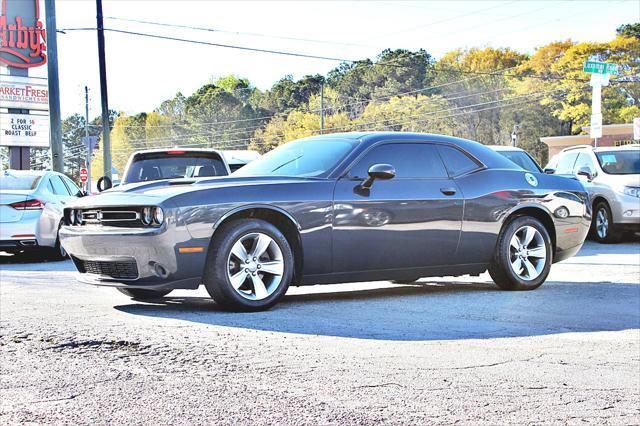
[[76, 258, 139, 279]]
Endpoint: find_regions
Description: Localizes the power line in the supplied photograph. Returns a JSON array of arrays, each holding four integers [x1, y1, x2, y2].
[[105, 85, 576, 153], [104, 84, 520, 146], [104, 16, 379, 49], [60, 27, 356, 62]]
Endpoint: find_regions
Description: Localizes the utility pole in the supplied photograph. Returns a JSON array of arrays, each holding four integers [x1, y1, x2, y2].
[[45, 0, 64, 172], [96, 0, 111, 178], [84, 86, 91, 192], [320, 83, 325, 134]]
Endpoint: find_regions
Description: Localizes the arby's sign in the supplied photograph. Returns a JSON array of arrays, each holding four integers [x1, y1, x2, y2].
[[0, 0, 47, 69]]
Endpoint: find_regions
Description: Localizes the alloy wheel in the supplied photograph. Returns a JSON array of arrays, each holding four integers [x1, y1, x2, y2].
[[226, 232, 284, 301], [509, 225, 547, 281], [596, 208, 609, 239]]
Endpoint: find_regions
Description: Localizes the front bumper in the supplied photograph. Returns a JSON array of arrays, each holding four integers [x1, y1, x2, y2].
[[59, 219, 208, 290], [611, 193, 640, 225]]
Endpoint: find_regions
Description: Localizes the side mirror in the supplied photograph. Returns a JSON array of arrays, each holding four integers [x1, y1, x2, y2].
[[97, 176, 112, 192], [576, 166, 594, 181], [543, 167, 556, 174], [361, 163, 396, 189]]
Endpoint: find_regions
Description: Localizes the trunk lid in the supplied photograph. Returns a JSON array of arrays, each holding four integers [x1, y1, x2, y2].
[[0, 191, 31, 223]]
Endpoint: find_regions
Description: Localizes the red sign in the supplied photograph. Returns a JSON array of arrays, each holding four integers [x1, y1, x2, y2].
[[79, 168, 88, 183], [0, 0, 47, 69]]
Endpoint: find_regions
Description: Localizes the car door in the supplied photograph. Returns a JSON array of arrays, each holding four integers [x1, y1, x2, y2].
[[37, 175, 75, 245], [332, 142, 464, 273]]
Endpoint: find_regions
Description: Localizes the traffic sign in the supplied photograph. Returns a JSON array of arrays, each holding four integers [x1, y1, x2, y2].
[[590, 113, 603, 139], [583, 61, 619, 75], [79, 168, 88, 183]]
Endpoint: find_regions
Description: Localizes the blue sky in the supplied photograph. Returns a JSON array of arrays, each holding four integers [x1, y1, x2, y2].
[[27, 0, 639, 118]]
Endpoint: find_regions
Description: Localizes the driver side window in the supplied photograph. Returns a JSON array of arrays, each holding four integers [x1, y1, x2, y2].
[[573, 153, 595, 174], [348, 143, 448, 179]]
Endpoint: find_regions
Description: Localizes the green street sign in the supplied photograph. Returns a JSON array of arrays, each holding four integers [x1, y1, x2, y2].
[[583, 61, 619, 75]]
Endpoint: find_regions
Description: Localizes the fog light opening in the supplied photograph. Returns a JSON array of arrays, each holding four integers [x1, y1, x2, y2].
[[151, 262, 169, 279]]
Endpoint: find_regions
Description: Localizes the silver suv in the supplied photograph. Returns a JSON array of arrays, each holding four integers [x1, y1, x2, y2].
[[545, 145, 640, 243]]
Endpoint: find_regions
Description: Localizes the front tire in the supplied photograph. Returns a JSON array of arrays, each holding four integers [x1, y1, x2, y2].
[[489, 216, 552, 291], [203, 219, 294, 311], [117, 288, 172, 300], [592, 201, 620, 243]]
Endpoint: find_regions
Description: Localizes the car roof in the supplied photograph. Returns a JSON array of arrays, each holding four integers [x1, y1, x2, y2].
[[561, 144, 640, 153], [302, 131, 521, 172], [131, 147, 223, 154], [485, 145, 526, 152]]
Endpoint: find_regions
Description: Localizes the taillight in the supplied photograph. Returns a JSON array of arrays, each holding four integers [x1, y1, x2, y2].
[[10, 199, 45, 210], [166, 150, 186, 154]]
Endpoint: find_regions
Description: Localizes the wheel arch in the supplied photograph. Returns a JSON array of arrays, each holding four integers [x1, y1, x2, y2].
[[501, 205, 556, 253], [212, 205, 304, 285], [591, 195, 610, 211]]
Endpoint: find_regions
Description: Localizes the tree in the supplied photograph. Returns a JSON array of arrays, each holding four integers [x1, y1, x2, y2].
[[435, 47, 527, 143], [617, 23, 640, 39], [355, 94, 454, 134], [517, 36, 639, 133], [250, 110, 352, 153]]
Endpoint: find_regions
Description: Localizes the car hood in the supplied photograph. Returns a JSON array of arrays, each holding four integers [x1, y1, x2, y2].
[[68, 176, 321, 208], [602, 173, 640, 187]]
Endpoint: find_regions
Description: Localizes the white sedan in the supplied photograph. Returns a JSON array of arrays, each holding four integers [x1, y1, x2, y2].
[[0, 169, 82, 257]]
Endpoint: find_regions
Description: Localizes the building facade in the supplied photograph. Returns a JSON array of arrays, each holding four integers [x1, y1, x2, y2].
[[541, 123, 636, 159]]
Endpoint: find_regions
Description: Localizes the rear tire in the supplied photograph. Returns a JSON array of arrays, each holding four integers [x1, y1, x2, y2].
[[203, 219, 293, 311], [117, 288, 172, 300], [592, 201, 620, 244], [489, 216, 552, 291]]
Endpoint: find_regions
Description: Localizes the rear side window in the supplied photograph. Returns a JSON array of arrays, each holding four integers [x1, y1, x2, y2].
[[50, 176, 71, 195], [63, 177, 81, 195], [123, 152, 228, 184], [349, 143, 448, 179], [555, 152, 579, 174], [437, 145, 480, 176]]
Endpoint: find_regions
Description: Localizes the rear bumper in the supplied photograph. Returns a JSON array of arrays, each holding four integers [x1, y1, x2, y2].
[[59, 219, 207, 290], [0, 239, 39, 251], [554, 217, 591, 263], [0, 216, 42, 250]]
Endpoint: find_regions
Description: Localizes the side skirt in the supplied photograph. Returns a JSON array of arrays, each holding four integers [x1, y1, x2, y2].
[[299, 263, 489, 286]]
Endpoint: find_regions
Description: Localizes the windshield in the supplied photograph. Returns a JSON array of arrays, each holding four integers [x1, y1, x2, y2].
[[0, 170, 41, 190], [496, 150, 542, 173], [596, 150, 640, 175], [123, 152, 228, 184], [234, 137, 358, 178]]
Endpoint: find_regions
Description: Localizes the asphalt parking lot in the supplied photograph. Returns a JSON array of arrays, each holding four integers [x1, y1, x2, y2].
[[1, 239, 639, 424]]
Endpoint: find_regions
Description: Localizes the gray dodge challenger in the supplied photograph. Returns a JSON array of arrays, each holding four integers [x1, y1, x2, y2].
[[60, 132, 591, 311]]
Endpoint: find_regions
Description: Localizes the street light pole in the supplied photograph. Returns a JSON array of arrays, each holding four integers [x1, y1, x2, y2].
[[96, 0, 111, 178]]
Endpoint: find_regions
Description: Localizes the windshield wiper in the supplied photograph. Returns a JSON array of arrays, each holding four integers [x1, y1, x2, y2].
[[270, 155, 303, 173]]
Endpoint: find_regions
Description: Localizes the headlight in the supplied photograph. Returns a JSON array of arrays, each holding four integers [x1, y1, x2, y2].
[[141, 207, 152, 225], [622, 186, 640, 198], [152, 207, 164, 225], [75, 209, 84, 225], [69, 209, 76, 225]]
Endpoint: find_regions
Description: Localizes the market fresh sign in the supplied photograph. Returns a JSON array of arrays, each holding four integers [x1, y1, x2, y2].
[[0, 74, 48, 110], [0, 0, 47, 69], [0, 112, 49, 146]]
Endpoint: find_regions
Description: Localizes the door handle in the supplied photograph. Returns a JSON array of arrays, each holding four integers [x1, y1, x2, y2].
[[440, 187, 457, 196]]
